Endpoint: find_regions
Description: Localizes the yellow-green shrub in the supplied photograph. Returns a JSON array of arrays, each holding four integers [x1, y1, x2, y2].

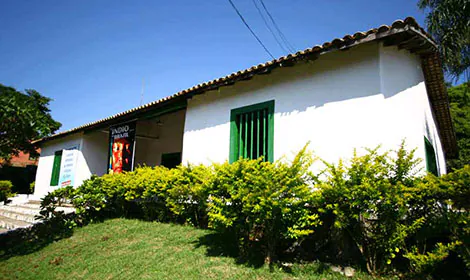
[[316, 144, 424, 274], [0, 180, 14, 204], [165, 164, 214, 227], [37, 144, 470, 277], [208, 145, 320, 264]]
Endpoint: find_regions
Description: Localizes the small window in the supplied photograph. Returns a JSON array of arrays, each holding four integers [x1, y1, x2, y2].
[[424, 137, 438, 176], [230, 100, 274, 163], [50, 150, 63, 186], [161, 152, 182, 169]]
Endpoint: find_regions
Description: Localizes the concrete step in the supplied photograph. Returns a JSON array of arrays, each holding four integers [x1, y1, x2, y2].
[[0, 209, 39, 223], [0, 215, 32, 230], [0, 201, 76, 232], [12, 203, 41, 209], [27, 200, 73, 207], [0, 205, 41, 216], [13, 202, 75, 211], [27, 200, 42, 205]]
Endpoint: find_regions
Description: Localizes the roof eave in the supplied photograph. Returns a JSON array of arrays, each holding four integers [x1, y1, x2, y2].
[[34, 17, 457, 159]]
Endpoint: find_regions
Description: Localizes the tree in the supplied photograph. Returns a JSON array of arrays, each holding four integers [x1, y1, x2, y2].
[[447, 82, 470, 170], [419, 0, 470, 82], [0, 84, 61, 161]]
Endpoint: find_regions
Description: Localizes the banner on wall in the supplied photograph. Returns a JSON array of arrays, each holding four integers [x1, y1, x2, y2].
[[108, 122, 136, 174], [58, 145, 79, 187]]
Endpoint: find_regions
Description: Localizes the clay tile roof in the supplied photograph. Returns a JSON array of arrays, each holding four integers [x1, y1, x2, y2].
[[35, 17, 457, 159]]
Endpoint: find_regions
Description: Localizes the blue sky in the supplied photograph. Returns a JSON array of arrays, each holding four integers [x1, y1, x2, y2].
[[0, 0, 427, 132]]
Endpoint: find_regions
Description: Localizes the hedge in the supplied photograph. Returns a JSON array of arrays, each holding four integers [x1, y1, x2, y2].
[[40, 143, 470, 277], [0, 180, 14, 204]]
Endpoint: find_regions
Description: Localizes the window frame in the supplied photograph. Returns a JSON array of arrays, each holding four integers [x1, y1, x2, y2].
[[229, 100, 274, 163]]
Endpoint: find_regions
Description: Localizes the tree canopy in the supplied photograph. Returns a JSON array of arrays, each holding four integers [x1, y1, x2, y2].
[[447, 82, 470, 170], [419, 0, 470, 81], [0, 84, 61, 161]]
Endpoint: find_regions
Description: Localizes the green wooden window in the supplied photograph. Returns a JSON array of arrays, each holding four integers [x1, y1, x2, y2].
[[230, 100, 274, 163], [50, 150, 63, 186], [424, 137, 438, 176]]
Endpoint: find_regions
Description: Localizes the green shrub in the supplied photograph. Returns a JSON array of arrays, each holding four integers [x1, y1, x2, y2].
[[0, 180, 14, 204], [316, 143, 424, 274], [208, 145, 320, 265], [36, 143, 470, 277], [39, 186, 77, 229], [165, 164, 214, 227], [131, 166, 173, 221], [73, 176, 108, 223], [443, 166, 470, 270], [29, 181, 35, 194], [403, 166, 470, 276]]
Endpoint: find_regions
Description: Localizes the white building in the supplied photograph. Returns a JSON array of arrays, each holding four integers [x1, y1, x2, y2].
[[32, 17, 457, 199]]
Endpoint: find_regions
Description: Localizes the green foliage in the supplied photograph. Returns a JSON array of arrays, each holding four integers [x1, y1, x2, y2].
[[316, 143, 423, 274], [405, 241, 462, 275], [165, 164, 214, 227], [39, 186, 75, 220], [70, 166, 215, 226], [440, 166, 470, 269], [419, 0, 470, 80], [37, 144, 470, 277], [208, 145, 320, 264], [73, 176, 107, 223], [447, 83, 470, 170], [0, 218, 384, 280], [0, 180, 14, 204], [0, 84, 61, 160], [29, 181, 35, 194]]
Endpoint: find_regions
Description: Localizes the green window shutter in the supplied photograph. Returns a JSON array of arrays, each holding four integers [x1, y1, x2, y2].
[[424, 137, 438, 176], [50, 150, 63, 186], [229, 100, 274, 163]]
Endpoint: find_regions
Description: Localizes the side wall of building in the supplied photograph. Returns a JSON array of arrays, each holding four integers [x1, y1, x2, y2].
[[33, 134, 84, 198], [182, 42, 446, 174], [34, 130, 110, 198], [81, 130, 109, 178], [379, 44, 446, 175]]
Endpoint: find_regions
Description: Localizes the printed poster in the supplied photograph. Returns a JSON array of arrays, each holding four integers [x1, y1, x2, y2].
[[108, 122, 136, 174], [58, 145, 79, 187]]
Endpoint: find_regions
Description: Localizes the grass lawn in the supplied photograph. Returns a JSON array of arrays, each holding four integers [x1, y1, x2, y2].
[[0, 218, 387, 280]]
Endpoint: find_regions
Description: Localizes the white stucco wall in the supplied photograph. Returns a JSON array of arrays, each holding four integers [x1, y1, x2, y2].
[[33, 130, 111, 198], [33, 134, 84, 198], [34, 110, 187, 199], [379, 44, 446, 175], [33, 40, 448, 200], [81, 130, 109, 177], [182, 42, 446, 174], [134, 109, 185, 167]]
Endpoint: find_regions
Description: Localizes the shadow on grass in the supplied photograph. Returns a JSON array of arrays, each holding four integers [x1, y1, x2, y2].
[[192, 231, 343, 276], [193, 231, 266, 269], [0, 215, 75, 261]]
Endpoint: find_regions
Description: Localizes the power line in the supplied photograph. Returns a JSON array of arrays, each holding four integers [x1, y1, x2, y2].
[[227, 0, 275, 60], [258, 0, 296, 53], [251, 0, 288, 53]]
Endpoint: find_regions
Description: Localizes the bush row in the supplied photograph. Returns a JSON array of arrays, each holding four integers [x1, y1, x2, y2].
[[41, 143, 470, 277], [0, 180, 14, 204]]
